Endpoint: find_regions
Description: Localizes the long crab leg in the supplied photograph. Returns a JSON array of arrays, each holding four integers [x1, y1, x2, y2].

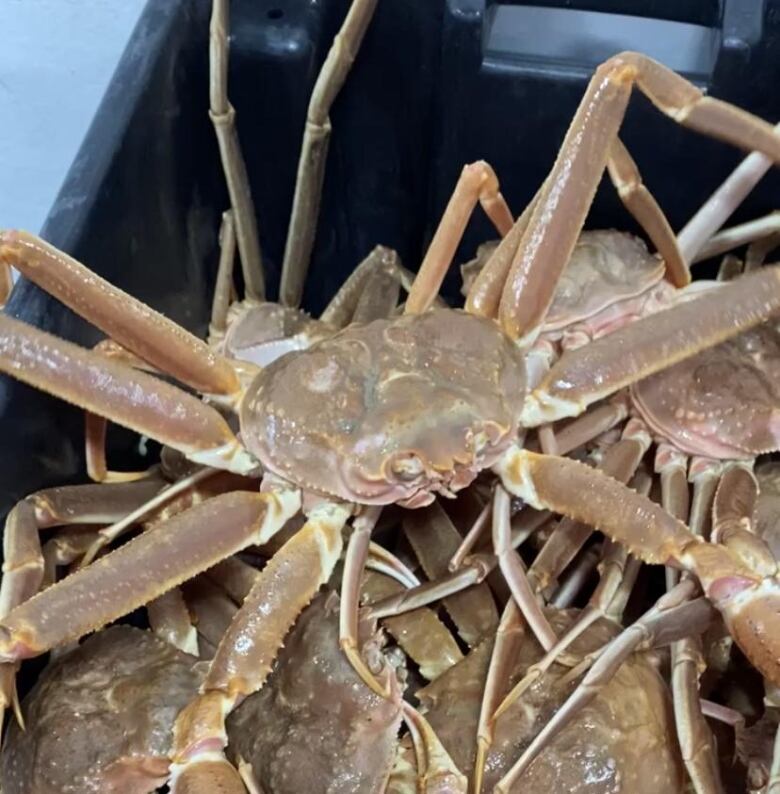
[[170, 503, 349, 792], [406, 161, 514, 314], [495, 52, 780, 344], [492, 486, 558, 651], [0, 231, 240, 396], [209, 209, 238, 343], [692, 211, 780, 264], [656, 444, 725, 794], [527, 420, 650, 592], [498, 447, 780, 686], [0, 314, 255, 473], [403, 500, 499, 648], [606, 135, 689, 286], [677, 121, 780, 264], [210, 0, 265, 302], [522, 264, 780, 424], [493, 587, 718, 791], [280, 0, 379, 308], [0, 489, 300, 663], [320, 245, 403, 327]]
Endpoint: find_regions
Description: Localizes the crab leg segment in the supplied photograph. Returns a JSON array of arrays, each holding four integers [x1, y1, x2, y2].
[[0, 231, 239, 395], [209, 209, 238, 342], [280, 0, 379, 308], [170, 503, 349, 791], [497, 51, 780, 343], [0, 314, 255, 474], [523, 264, 780, 424], [498, 448, 780, 685], [210, 0, 265, 302], [606, 136, 689, 286], [494, 589, 718, 792], [148, 588, 200, 657], [406, 161, 513, 314], [0, 490, 299, 662]]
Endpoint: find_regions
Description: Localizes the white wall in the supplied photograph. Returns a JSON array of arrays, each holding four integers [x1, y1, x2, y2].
[[0, 0, 146, 232]]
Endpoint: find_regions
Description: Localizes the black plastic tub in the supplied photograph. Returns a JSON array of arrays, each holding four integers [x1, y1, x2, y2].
[[2, 0, 780, 518]]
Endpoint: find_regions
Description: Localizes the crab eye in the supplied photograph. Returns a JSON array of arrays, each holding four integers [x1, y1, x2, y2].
[[391, 455, 424, 481]]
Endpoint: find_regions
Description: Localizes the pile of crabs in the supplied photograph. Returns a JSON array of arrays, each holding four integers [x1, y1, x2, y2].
[[1, 2, 780, 792]]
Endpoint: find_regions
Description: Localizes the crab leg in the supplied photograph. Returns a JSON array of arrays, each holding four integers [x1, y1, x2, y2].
[[403, 501, 499, 647], [466, 185, 542, 319], [606, 136, 689, 286], [0, 261, 12, 306], [692, 211, 780, 263], [497, 52, 780, 343], [182, 577, 240, 659], [280, 0, 379, 308], [210, 0, 264, 302], [147, 588, 200, 656], [0, 490, 299, 663], [406, 161, 514, 314], [320, 245, 403, 327], [493, 486, 557, 651], [522, 264, 780, 424], [498, 447, 780, 685], [0, 314, 254, 473], [170, 502, 349, 792], [494, 588, 718, 791], [678, 121, 780, 264], [0, 231, 239, 395], [527, 420, 650, 592], [449, 499, 492, 571], [656, 445, 724, 794], [209, 209, 238, 343]]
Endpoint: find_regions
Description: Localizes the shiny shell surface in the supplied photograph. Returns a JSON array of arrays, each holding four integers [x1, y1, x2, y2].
[[631, 323, 780, 459], [240, 310, 526, 506]]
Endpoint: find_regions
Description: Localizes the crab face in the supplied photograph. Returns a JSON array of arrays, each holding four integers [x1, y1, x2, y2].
[[240, 310, 526, 506]]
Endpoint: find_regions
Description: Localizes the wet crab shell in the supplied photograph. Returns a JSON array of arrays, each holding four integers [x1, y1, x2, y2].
[[240, 310, 526, 506], [1, 626, 203, 794], [418, 608, 684, 793], [631, 322, 780, 459], [226, 591, 404, 793]]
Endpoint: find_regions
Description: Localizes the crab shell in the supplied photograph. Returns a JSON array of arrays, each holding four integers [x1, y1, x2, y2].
[[418, 608, 684, 792], [631, 322, 780, 459], [226, 591, 404, 793], [240, 310, 526, 506], [1, 626, 202, 794]]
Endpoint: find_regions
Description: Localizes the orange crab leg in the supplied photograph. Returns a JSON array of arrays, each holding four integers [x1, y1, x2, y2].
[[406, 161, 513, 314], [497, 51, 780, 344], [0, 490, 300, 663], [0, 231, 239, 395], [170, 503, 349, 791], [497, 448, 780, 686], [522, 265, 780, 425], [0, 314, 254, 473]]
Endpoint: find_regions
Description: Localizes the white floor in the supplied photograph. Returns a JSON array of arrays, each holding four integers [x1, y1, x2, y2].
[[0, 0, 146, 233]]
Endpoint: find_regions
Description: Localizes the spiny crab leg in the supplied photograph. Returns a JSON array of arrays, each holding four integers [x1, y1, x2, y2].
[[496, 448, 780, 686], [170, 502, 349, 792], [493, 585, 718, 792], [0, 490, 300, 663], [279, 0, 379, 308], [493, 52, 780, 344], [677, 121, 780, 264], [406, 160, 514, 314], [0, 313, 254, 474], [210, 0, 265, 302], [0, 231, 240, 396], [522, 264, 780, 425]]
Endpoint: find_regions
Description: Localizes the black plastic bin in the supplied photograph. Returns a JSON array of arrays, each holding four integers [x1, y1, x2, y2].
[[2, 0, 780, 519]]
